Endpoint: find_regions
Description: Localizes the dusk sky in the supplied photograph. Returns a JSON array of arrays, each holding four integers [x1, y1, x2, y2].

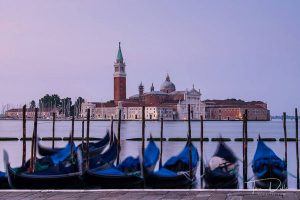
[[0, 0, 300, 115]]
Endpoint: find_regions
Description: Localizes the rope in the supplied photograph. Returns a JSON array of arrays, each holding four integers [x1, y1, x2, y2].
[[178, 171, 195, 182]]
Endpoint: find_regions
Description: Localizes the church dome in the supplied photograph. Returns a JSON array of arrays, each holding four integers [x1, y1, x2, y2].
[[160, 74, 176, 93]]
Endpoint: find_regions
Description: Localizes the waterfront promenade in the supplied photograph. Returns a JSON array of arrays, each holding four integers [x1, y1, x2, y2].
[[0, 190, 299, 200]]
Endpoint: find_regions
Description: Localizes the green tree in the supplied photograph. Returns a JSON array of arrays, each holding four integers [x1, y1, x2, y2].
[[30, 100, 36, 109]]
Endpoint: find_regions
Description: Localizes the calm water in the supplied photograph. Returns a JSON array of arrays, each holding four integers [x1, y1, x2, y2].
[[0, 119, 298, 189]]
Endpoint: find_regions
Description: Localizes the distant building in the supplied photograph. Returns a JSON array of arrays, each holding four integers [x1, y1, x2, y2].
[[81, 42, 205, 120], [5, 108, 60, 119], [204, 99, 270, 120]]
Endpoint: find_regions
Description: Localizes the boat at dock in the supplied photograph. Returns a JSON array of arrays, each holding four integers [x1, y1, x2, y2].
[[203, 141, 239, 189], [252, 139, 287, 189], [145, 141, 199, 188], [84, 137, 159, 188]]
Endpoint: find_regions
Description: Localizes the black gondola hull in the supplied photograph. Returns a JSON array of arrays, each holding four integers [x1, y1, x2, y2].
[[145, 168, 197, 189], [0, 177, 9, 189], [145, 174, 194, 189], [7, 165, 83, 189], [203, 167, 238, 189], [84, 171, 143, 189]]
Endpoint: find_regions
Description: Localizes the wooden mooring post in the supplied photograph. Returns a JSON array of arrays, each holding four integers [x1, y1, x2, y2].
[[159, 117, 163, 168], [142, 106, 145, 164], [200, 115, 204, 188], [52, 112, 56, 150], [81, 120, 85, 150], [71, 115, 75, 163], [117, 109, 121, 165], [22, 105, 26, 168], [33, 108, 38, 172], [85, 109, 90, 169], [188, 104, 193, 179], [283, 112, 288, 188], [243, 110, 248, 189], [296, 108, 299, 189], [110, 116, 114, 145], [29, 108, 38, 173]]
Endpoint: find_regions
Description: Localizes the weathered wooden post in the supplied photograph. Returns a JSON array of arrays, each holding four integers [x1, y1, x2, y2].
[[200, 115, 204, 188], [81, 120, 85, 151], [188, 104, 193, 179], [117, 109, 121, 165], [296, 108, 299, 189], [85, 109, 90, 169], [30, 108, 38, 173], [159, 117, 163, 168], [110, 116, 114, 145], [283, 112, 288, 188], [71, 115, 75, 163], [142, 106, 145, 167], [33, 108, 38, 172], [22, 105, 26, 168], [243, 110, 248, 189], [52, 112, 56, 150]]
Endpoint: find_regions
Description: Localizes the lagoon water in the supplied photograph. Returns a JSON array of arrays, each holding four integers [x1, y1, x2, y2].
[[0, 119, 298, 189]]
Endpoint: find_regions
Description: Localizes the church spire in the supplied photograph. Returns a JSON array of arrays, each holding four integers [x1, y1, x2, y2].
[[166, 73, 170, 82], [150, 83, 154, 92], [116, 42, 123, 63], [139, 82, 144, 96]]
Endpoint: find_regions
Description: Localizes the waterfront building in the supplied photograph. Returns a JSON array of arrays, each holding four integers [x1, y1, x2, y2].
[[80, 42, 205, 120], [204, 99, 270, 120], [5, 108, 59, 119]]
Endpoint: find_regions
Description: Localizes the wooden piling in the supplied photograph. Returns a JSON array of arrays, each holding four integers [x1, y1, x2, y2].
[[142, 106, 145, 166], [81, 120, 85, 151], [283, 112, 288, 188], [22, 105, 26, 168], [200, 115, 204, 188], [29, 108, 38, 173], [243, 110, 248, 189], [296, 108, 299, 189], [71, 115, 75, 163], [52, 112, 56, 150], [117, 109, 121, 165], [188, 104, 193, 179], [33, 108, 38, 172], [159, 117, 163, 168], [29, 129, 35, 173], [85, 109, 90, 169], [110, 116, 114, 145]]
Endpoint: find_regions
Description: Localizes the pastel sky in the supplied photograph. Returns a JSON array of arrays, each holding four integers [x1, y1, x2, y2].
[[0, 0, 300, 115]]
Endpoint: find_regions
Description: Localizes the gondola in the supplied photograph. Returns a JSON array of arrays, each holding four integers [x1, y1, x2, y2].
[[145, 141, 199, 188], [203, 141, 239, 189], [252, 139, 287, 189], [84, 138, 159, 188], [0, 171, 8, 189], [5, 145, 84, 189], [87, 134, 118, 170], [38, 131, 110, 157]]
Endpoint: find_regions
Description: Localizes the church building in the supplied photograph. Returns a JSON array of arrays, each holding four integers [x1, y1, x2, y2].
[[81, 43, 205, 120]]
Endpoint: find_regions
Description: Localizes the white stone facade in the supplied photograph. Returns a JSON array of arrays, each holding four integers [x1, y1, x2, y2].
[[177, 87, 206, 120]]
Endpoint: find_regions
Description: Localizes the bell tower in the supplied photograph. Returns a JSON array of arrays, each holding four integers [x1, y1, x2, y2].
[[114, 42, 126, 104]]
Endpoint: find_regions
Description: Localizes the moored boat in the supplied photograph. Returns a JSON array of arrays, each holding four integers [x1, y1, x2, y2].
[[0, 171, 8, 189], [145, 141, 199, 188], [5, 140, 84, 189], [84, 138, 159, 188], [203, 141, 239, 189], [252, 140, 287, 189], [38, 131, 110, 157]]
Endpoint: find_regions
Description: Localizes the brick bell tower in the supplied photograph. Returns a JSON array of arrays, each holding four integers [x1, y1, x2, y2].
[[114, 42, 126, 104]]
